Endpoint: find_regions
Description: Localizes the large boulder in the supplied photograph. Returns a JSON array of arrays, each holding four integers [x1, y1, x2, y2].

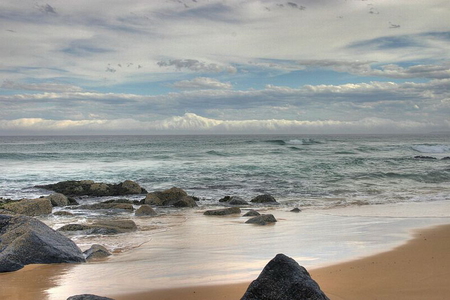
[[243, 210, 261, 217], [204, 207, 241, 216], [58, 220, 137, 235], [67, 295, 115, 300], [3, 198, 52, 216], [36, 180, 147, 197], [144, 187, 197, 207], [250, 194, 279, 204], [245, 214, 277, 225], [0, 214, 85, 272], [241, 254, 329, 300]]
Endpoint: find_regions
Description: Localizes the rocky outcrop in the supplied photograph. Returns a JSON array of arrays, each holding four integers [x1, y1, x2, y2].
[[3, 198, 52, 216], [251, 194, 279, 204], [144, 187, 197, 207], [243, 209, 261, 217], [135, 205, 157, 216], [245, 214, 277, 225], [36, 180, 147, 197], [67, 295, 115, 300], [414, 155, 437, 160], [204, 207, 241, 216], [241, 254, 329, 300], [58, 219, 137, 235], [0, 214, 85, 272], [83, 244, 111, 261], [48, 193, 70, 207]]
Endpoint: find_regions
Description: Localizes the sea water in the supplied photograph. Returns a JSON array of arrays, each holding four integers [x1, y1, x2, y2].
[[1, 134, 450, 298], [1, 134, 449, 207]]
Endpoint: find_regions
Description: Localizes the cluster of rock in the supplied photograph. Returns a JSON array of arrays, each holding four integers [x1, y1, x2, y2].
[[218, 194, 280, 206], [203, 206, 278, 225], [143, 187, 198, 207], [414, 155, 450, 160]]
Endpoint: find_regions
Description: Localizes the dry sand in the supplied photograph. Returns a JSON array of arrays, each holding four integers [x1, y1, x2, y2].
[[113, 224, 450, 300]]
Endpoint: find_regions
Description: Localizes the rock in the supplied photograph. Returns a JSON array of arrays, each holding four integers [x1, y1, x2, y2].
[[36, 180, 147, 197], [219, 196, 232, 202], [228, 196, 249, 205], [77, 203, 134, 211], [442, 156, 450, 160], [414, 155, 437, 160], [83, 244, 111, 261], [245, 214, 277, 225], [135, 205, 157, 216], [67, 295, 115, 300], [291, 208, 302, 213], [251, 194, 279, 204], [58, 220, 137, 235], [240, 254, 329, 300], [3, 198, 53, 216], [53, 211, 75, 216], [204, 207, 241, 216], [243, 210, 261, 217], [47, 193, 70, 207], [144, 187, 197, 207], [0, 214, 85, 272]]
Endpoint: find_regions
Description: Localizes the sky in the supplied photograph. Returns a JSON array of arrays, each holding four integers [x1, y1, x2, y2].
[[1, 0, 449, 135]]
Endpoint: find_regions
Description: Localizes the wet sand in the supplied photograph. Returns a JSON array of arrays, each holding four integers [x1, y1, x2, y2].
[[113, 224, 450, 300]]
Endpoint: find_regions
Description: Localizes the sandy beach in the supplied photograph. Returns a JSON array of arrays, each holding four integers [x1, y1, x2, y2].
[[113, 223, 450, 300]]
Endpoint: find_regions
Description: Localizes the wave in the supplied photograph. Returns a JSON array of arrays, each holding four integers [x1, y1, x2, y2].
[[264, 139, 286, 145], [206, 150, 229, 157], [264, 138, 322, 146], [412, 144, 450, 153]]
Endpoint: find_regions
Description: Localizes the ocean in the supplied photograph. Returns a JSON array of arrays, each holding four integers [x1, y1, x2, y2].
[[1, 134, 450, 298], [1, 134, 449, 207]]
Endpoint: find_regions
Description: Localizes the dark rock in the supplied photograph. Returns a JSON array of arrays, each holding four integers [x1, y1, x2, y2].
[[204, 207, 241, 216], [77, 203, 134, 211], [291, 208, 302, 213], [3, 198, 53, 216], [36, 180, 147, 197], [241, 254, 329, 300], [101, 199, 133, 204], [47, 193, 70, 207], [414, 155, 437, 160], [83, 244, 111, 261], [68, 197, 79, 205], [219, 196, 232, 202], [229, 196, 249, 205], [245, 214, 277, 225], [67, 295, 115, 300], [243, 210, 261, 217], [442, 156, 450, 160], [58, 220, 137, 235], [144, 187, 197, 207], [251, 194, 279, 204], [135, 205, 157, 216], [0, 214, 85, 272]]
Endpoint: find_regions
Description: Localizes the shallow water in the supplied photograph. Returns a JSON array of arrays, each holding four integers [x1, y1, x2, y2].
[[4, 202, 440, 299]]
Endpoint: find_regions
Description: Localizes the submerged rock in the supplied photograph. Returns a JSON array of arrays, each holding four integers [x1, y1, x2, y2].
[[291, 208, 302, 213], [204, 207, 241, 216], [241, 254, 329, 300], [36, 180, 147, 197], [414, 155, 437, 160], [243, 209, 261, 217], [245, 214, 277, 225], [84, 244, 111, 261], [3, 198, 52, 216], [250, 194, 279, 204], [58, 219, 137, 235], [67, 295, 115, 300], [0, 214, 85, 272], [135, 204, 157, 216], [144, 187, 197, 208]]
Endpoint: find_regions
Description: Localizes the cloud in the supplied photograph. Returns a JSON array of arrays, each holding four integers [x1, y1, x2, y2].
[[170, 77, 232, 90], [1, 80, 83, 92], [157, 59, 237, 73], [0, 113, 447, 135]]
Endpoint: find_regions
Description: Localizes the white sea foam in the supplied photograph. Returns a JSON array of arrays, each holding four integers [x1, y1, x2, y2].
[[412, 144, 450, 153]]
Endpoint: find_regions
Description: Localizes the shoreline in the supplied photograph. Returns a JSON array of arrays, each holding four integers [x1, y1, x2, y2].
[[112, 223, 450, 300]]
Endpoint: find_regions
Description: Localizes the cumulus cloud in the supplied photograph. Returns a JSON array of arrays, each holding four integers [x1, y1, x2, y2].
[[170, 77, 232, 90], [157, 59, 237, 73]]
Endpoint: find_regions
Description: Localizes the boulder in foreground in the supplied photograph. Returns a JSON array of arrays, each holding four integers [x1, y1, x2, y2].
[[245, 214, 277, 225], [241, 253, 329, 300], [0, 214, 85, 272], [2, 198, 52, 216]]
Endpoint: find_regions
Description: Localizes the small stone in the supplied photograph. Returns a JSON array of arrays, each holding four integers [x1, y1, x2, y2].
[[204, 207, 241, 216], [245, 214, 277, 225], [135, 205, 157, 216]]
